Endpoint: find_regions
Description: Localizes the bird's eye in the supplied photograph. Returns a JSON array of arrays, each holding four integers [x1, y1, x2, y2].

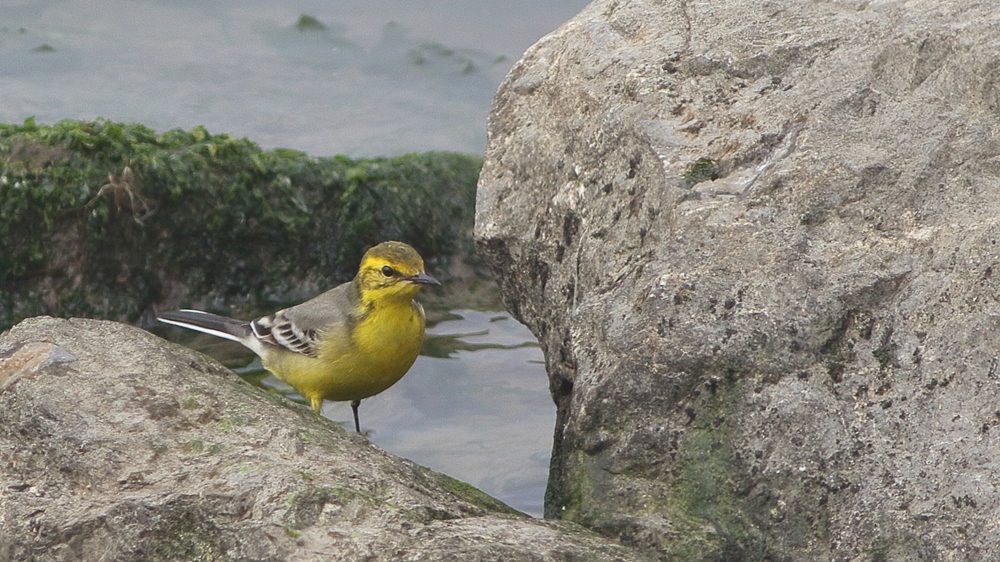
[[381, 265, 396, 277]]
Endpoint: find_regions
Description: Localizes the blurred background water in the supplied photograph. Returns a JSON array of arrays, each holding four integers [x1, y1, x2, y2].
[[1, 0, 591, 516], [0, 0, 589, 156]]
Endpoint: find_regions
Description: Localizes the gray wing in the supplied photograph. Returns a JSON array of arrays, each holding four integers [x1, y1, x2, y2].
[[250, 281, 357, 358]]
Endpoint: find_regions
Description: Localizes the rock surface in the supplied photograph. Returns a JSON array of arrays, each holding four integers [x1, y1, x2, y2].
[[0, 317, 648, 561], [476, 0, 1000, 560]]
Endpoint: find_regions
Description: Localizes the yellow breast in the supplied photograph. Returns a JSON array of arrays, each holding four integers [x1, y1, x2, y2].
[[264, 300, 426, 403]]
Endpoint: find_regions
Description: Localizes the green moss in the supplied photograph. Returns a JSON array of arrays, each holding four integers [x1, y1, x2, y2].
[[425, 468, 525, 517], [553, 454, 591, 522], [185, 439, 223, 455], [561, 369, 802, 561], [283, 485, 378, 529], [0, 118, 482, 330], [283, 527, 302, 539], [683, 157, 721, 186], [296, 14, 326, 32], [217, 415, 248, 431], [289, 428, 345, 454], [141, 509, 225, 562], [148, 442, 169, 460], [662, 376, 798, 561]]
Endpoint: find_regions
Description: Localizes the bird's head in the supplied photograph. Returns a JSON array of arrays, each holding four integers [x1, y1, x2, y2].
[[355, 241, 440, 303]]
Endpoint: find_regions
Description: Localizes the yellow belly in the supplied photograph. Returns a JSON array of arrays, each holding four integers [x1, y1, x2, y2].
[[261, 301, 425, 404]]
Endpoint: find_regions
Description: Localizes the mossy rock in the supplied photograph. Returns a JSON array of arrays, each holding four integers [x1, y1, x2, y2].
[[0, 118, 482, 330]]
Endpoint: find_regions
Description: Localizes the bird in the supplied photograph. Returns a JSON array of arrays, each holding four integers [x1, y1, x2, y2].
[[157, 240, 440, 432]]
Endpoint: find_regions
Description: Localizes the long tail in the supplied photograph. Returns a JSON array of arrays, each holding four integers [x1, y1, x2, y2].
[[157, 309, 254, 345]]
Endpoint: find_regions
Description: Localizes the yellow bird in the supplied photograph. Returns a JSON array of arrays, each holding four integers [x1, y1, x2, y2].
[[157, 241, 439, 432]]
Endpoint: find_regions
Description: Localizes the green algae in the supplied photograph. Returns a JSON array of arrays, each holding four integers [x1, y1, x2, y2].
[[426, 468, 526, 517], [143, 510, 225, 562], [0, 118, 482, 330], [683, 157, 721, 187], [554, 366, 812, 561], [295, 14, 327, 32]]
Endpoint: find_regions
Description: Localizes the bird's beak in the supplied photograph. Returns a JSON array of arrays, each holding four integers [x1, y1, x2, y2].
[[407, 272, 441, 286]]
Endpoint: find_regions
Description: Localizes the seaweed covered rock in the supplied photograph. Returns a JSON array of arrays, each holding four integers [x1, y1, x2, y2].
[[0, 119, 481, 330], [477, 0, 1000, 560], [0, 316, 649, 562]]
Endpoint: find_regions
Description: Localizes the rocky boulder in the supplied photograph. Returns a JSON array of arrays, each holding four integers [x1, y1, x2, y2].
[[476, 0, 1000, 560], [0, 317, 648, 561]]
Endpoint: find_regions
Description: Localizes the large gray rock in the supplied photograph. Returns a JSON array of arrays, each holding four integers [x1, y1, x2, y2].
[[476, 0, 1000, 560], [0, 317, 648, 561]]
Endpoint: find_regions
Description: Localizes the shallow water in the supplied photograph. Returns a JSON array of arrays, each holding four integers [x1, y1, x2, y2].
[[2, 0, 592, 516], [248, 308, 552, 516]]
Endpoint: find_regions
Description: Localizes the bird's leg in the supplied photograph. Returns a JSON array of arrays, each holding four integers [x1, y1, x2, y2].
[[351, 399, 361, 433], [310, 396, 323, 415]]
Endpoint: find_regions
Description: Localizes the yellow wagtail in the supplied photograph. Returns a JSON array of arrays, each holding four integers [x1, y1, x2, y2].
[[157, 241, 440, 432]]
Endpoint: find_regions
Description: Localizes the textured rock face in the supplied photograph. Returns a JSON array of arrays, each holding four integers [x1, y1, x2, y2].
[[0, 317, 647, 561], [476, 1, 1000, 560]]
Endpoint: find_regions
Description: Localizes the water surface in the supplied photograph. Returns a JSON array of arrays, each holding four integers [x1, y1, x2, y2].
[[1, 0, 590, 156]]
